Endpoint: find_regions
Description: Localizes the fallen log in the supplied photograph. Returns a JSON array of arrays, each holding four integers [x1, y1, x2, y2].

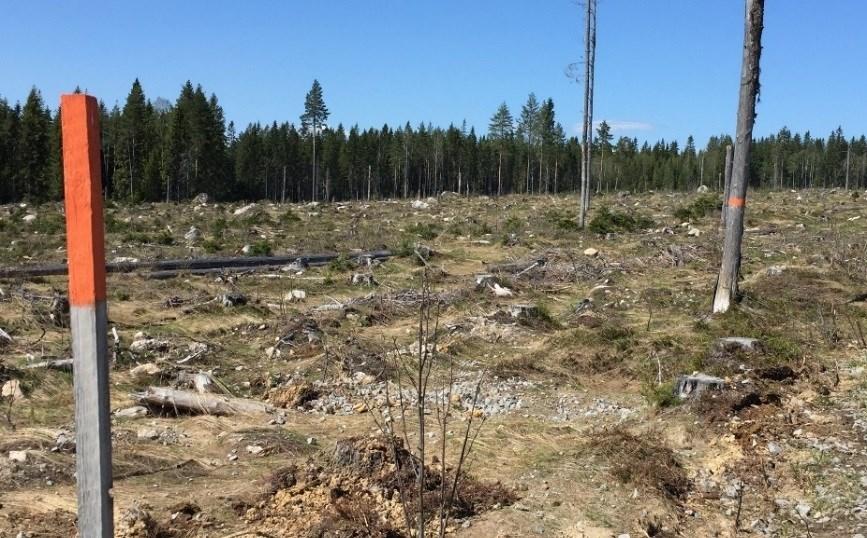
[[133, 386, 273, 416], [23, 358, 74, 371], [0, 249, 393, 279]]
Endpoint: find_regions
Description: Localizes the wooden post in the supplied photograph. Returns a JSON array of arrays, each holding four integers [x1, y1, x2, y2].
[[713, 0, 764, 314], [61, 93, 114, 536]]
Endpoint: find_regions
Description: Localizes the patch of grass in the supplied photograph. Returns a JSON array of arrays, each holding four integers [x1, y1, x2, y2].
[[673, 194, 721, 222], [210, 217, 228, 238], [587, 428, 689, 500], [278, 208, 301, 224], [588, 206, 654, 234]]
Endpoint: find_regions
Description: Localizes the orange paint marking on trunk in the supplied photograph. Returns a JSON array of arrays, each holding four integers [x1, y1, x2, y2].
[[727, 196, 746, 208], [61, 94, 106, 307]]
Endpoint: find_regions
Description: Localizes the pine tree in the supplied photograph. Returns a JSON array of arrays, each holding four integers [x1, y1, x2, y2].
[[488, 102, 514, 196], [300, 79, 330, 202]]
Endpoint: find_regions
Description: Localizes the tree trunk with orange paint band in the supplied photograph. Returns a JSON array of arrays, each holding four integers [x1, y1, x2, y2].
[[713, 0, 764, 314], [61, 93, 114, 536]]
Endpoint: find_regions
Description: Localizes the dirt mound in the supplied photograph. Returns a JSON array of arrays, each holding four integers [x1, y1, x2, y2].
[[244, 436, 516, 537]]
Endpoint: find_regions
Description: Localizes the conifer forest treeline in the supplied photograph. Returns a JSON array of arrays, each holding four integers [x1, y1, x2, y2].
[[1, 79, 865, 204]]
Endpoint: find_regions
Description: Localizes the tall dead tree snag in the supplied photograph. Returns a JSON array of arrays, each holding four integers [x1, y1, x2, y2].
[[721, 144, 733, 227], [578, 0, 597, 228], [713, 0, 765, 313]]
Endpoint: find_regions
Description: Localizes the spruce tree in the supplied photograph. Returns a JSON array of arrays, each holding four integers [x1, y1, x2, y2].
[[488, 103, 514, 196], [17, 87, 52, 201]]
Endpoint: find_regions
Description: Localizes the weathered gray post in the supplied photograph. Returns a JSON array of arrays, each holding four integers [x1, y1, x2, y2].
[[61, 93, 114, 536]]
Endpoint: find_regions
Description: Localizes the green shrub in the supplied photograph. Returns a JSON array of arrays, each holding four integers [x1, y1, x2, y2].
[[642, 381, 679, 408], [155, 229, 175, 246], [588, 207, 654, 234], [211, 217, 228, 237], [247, 240, 272, 256], [673, 195, 721, 222], [503, 215, 524, 233], [406, 222, 440, 240], [328, 254, 353, 272], [202, 239, 223, 254], [546, 210, 579, 231]]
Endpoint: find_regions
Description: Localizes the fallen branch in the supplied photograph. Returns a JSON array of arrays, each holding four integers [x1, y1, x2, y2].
[[133, 386, 272, 416]]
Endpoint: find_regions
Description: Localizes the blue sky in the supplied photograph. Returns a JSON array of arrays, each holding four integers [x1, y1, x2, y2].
[[2, 1, 865, 145]]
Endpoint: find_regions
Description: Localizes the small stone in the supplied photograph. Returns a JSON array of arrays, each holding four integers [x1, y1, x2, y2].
[[136, 427, 160, 440], [246, 445, 264, 455], [241, 244, 253, 255], [0, 327, 12, 346], [8, 450, 27, 463], [307, 437, 316, 445], [696, 184, 709, 193], [795, 502, 811, 518], [767, 441, 783, 455], [183, 226, 202, 243], [583, 247, 599, 257], [687, 226, 701, 237], [130, 362, 161, 378], [22, 214, 37, 223], [227, 453, 238, 461]]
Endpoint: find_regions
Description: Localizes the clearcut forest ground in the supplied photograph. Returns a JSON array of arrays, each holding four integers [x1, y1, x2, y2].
[[1, 189, 867, 538]]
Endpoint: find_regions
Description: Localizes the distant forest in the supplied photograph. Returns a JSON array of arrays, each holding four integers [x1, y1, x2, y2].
[[1, 79, 865, 204]]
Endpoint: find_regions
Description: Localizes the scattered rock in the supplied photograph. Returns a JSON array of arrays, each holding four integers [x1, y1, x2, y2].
[[696, 184, 709, 193], [0, 327, 12, 346], [491, 283, 513, 297], [285, 289, 307, 302], [675, 373, 725, 399], [687, 226, 701, 237], [183, 226, 202, 243], [192, 192, 210, 204], [233, 203, 257, 217], [129, 337, 170, 354], [130, 362, 161, 378], [136, 427, 160, 441], [8, 450, 27, 463], [411, 200, 430, 209], [583, 247, 599, 257], [350, 273, 378, 287], [2, 379, 24, 400], [715, 336, 762, 352], [241, 244, 253, 255], [246, 445, 264, 455], [218, 292, 248, 307], [21, 214, 37, 223]]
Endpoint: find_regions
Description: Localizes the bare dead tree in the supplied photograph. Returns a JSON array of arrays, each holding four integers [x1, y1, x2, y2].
[[578, 0, 597, 228], [721, 144, 733, 227], [713, 0, 764, 314]]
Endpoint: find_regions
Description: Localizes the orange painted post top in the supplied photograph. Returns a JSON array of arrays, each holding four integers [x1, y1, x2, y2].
[[61, 94, 106, 306]]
